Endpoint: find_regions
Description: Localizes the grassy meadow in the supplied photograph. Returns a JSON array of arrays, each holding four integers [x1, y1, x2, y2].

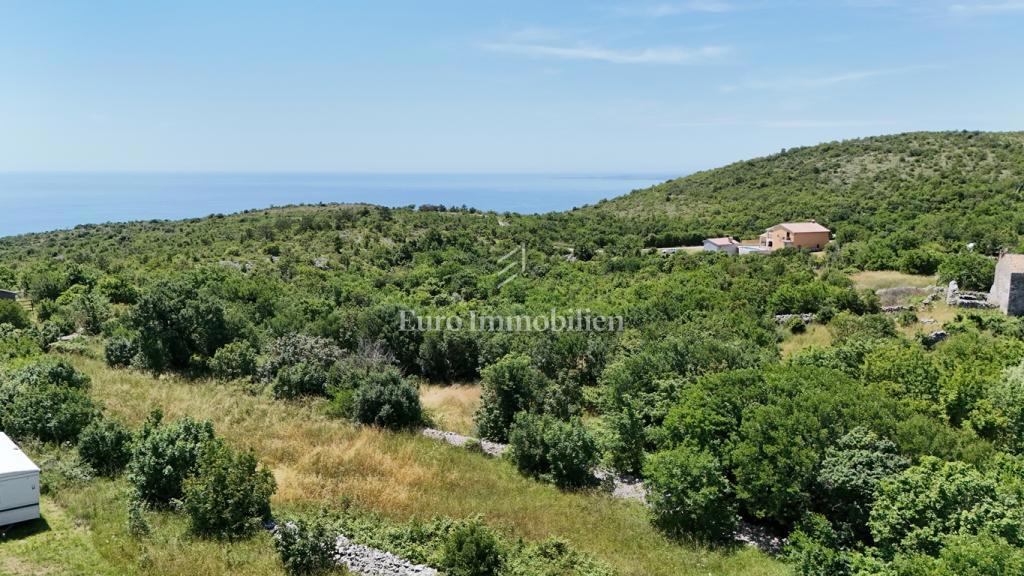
[[0, 352, 788, 576]]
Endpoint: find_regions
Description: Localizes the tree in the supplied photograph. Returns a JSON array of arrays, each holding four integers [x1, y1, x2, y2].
[[475, 353, 547, 442], [644, 445, 738, 542], [128, 276, 231, 372], [182, 440, 276, 539]]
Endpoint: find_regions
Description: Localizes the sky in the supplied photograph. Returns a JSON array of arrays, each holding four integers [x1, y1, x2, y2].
[[1, 0, 1022, 174]]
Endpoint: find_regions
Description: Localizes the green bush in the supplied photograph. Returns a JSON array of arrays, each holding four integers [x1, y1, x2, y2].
[[210, 340, 258, 381], [508, 412, 597, 489], [182, 440, 276, 539], [868, 456, 1022, 558], [814, 427, 908, 541], [351, 368, 421, 429], [7, 355, 91, 389], [127, 415, 215, 507], [441, 519, 504, 576], [0, 300, 30, 329], [77, 418, 133, 477], [105, 336, 139, 368], [475, 354, 547, 442], [6, 384, 97, 443], [939, 252, 996, 292], [273, 361, 329, 399], [644, 445, 738, 542], [273, 515, 339, 576]]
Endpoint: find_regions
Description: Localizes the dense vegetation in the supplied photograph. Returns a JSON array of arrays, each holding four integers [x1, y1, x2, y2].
[[4, 131, 1024, 574]]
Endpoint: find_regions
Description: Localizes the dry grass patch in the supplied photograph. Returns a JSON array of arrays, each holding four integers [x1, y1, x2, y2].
[[69, 356, 787, 576], [780, 323, 833, 357], [420, 383, 481, 435], [850, 270, 937, 291]]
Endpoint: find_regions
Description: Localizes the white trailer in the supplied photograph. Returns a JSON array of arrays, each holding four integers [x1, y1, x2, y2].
[[0, 432, 40, 526]]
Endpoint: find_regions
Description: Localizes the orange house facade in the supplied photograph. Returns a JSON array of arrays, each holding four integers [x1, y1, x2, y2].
[[759, 221, 831, 251]]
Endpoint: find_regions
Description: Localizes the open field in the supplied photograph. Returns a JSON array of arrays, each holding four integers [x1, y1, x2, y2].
[[850, 270, 938, 291], [0, 355, 787, 576], [420, 383, 481, 436]]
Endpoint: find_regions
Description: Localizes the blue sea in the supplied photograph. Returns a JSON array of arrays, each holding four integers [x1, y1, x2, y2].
[[0, 172, 673, 238]]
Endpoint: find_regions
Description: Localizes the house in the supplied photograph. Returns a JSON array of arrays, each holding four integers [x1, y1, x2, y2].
[[0, 432, 40, 526], [0, 290, 16, 300], [759, 221, 831, 251], [702, 237, 740, 255], [989, 253, 1024, 316]]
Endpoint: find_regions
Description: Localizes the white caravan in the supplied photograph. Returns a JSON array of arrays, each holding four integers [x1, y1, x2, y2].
[[0, 432, 40, 526]]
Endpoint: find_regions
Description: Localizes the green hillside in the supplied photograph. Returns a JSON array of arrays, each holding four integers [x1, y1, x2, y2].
[[589, 131, 1024, 255]]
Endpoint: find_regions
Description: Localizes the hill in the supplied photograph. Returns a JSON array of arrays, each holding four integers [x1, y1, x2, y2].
[[588, 131, 1024, 256]]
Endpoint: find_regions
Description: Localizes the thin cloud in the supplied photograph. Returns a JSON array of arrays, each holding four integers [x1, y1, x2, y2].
[[613, 1, 737, 17], [482, 42, 731, 65], [721, 65, 939, 92], [659, 118, 896, 128], [949, 1, 1024, 13]]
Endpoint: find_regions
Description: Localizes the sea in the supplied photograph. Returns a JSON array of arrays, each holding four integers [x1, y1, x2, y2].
[[0, 172, 673, 238]]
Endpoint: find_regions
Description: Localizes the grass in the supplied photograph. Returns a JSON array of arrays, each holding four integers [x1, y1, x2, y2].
[[850, 270, 937, 291], [420, 383, 481, 436], [12, 355, 786, 576], [779, 324, 833, 357]]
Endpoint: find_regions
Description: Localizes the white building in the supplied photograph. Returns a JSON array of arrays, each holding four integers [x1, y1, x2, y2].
[[702, 237, 740, 255], [0, 432, 40, 526]]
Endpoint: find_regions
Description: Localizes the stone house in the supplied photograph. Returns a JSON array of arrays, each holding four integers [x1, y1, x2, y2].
[[989, 253, 1024, 316]]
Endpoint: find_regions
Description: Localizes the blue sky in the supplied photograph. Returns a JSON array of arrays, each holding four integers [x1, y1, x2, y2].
[[1, 0, 1022, 173]]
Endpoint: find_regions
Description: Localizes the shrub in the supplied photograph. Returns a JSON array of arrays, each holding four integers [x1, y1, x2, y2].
[[814, 427, 908, 541], [98, 274, 139, 304], [899, 249, 944, 276], [182, 440, 276, 539], [441, 519, 504, 576], [66, 290, 112, 334], [644, 445, 738, 542], [896, 310, 918, 327], [508, 413, 597, 489], [273, 361, 329, 399], [868, 457, 1021, 558], [273, 515, 339, 576], [939, 252, 996, 292], [351, 368, 421, 429], [128, 415, 215, 507], [7, 356, 91, 389], [6, 384, 97, 443], [78, 418, 133, 476], [209, 340, 258, 381], [258, 333, 344, 383], [105, 336, 139, 368], [475, 354, 547, 442], [0, 300, 30, 329], [990, 362, 1024, 453]]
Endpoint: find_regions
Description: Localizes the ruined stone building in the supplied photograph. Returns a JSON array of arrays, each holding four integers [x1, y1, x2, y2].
[[989, 253, 1024, 316]]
